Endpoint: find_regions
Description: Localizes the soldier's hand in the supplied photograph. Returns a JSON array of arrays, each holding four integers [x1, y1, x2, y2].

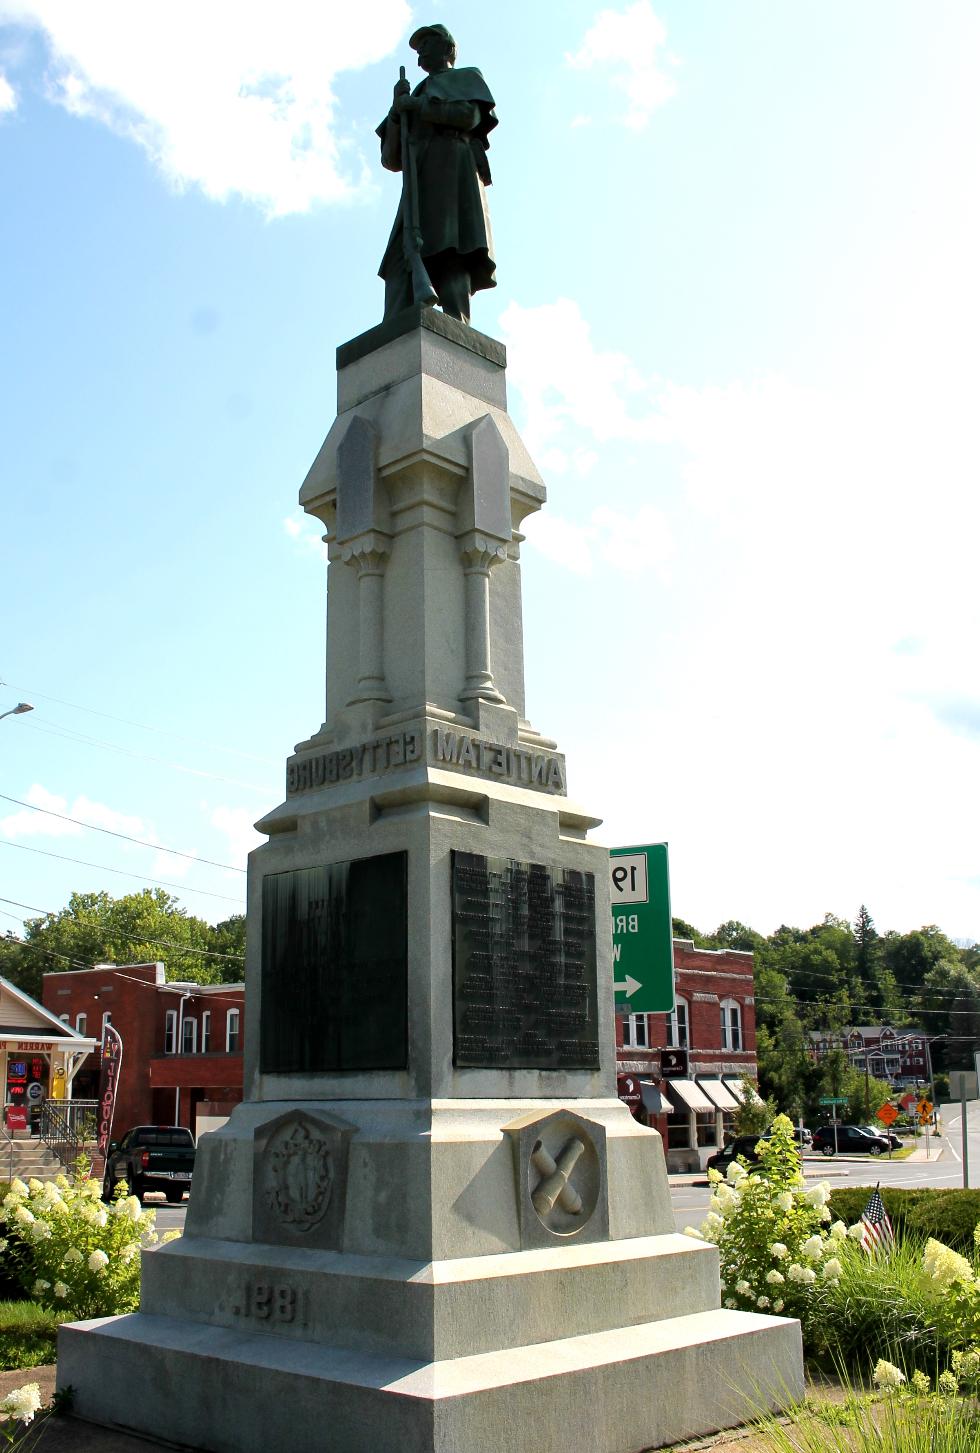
[[393, 75, 411, 101], [393, 93, 420, 115]]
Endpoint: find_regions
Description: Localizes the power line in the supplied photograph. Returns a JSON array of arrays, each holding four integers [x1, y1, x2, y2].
[[0, 793, 246, 873], [0, 896, 245, 965], [0, 681, 278, 766], [23, 719, 273, 796], [0, 840, 244, 904]]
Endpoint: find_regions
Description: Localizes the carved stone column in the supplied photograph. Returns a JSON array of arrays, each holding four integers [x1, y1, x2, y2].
[[458, 531, 508, 704], [341, 532, 392, 705]]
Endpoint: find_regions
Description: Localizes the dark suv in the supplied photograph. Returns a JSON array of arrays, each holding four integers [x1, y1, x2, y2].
[[705, 1136, 763, 1176], [812, 1124, 890, 1157]]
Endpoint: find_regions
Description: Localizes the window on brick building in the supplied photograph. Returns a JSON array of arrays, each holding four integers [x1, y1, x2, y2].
[[622, 1013, 648, 1048], [226, 1008, 241, 1053], [182, 1017, 197, 1054], [667, 997, 688, 1048], [101, 1011, 112, 1042], [720, 999, 742, 1051], [201, 1011, 211, 1054], [164, 1009, 177, 1055], [59, 1013, 69, 1024], [75, 1013, 87, 1035]]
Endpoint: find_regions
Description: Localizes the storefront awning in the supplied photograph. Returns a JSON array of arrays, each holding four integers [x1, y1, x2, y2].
[[666, 1078, 714, 1113], [698, 1078, 740, 1111], [639, 1079, 670, 1114], [724, 1076, 763, 1106]]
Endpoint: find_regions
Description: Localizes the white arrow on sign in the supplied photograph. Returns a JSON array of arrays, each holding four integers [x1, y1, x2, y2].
[[613, 975, 642, 998]]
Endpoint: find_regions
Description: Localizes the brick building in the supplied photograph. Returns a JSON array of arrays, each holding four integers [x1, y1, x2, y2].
[[616, 939, 759, 1171], [807, 1025, 932, 1089], [42, 963, 244, 1137]]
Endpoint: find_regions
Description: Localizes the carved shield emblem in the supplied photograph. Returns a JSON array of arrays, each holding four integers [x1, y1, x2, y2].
[[264, 1120, 334, 1232]]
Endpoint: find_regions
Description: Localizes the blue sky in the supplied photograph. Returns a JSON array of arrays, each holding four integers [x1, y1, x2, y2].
[[1, 1, 978, 947]]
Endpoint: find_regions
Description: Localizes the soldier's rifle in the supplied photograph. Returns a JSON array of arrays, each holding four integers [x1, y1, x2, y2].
[[398, 67, 438, 307]]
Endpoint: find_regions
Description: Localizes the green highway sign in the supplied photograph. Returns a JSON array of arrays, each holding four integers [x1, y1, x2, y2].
[[610, 843, 674, 1014], [818, 1097, 847, 1105]]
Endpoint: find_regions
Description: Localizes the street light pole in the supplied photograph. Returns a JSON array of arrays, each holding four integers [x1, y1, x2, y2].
[[0, 703, 33, 722]]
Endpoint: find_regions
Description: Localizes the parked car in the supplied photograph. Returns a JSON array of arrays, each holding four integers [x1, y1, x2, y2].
[[811, 1124, 891, 1157], [705, 1135, 763, 1176], [859, 1123, 902, 1151], [102, 1125, 196, 1203]]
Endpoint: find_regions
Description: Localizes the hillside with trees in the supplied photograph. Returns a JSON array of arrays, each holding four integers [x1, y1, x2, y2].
[[672, 906, 980, 1117]]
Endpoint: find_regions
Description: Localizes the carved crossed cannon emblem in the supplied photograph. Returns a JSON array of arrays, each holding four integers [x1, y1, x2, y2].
[[530, 1136, 585, 1218]]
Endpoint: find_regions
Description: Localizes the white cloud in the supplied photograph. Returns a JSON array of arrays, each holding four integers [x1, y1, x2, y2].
[[0, 70, 16, 112], [0, 0, 411, 215], [210, 804, 262, 870], [283, 514, 326, 557], [566, 1, 677, 130], [0, 784, 154, 843], [523, 502, 674, 577]]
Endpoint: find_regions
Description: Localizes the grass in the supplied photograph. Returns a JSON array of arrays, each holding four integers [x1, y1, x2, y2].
[[0, 1301, 66, 1371], [810, 1235, 941, 1375], [750, 1391, 980, 1451]]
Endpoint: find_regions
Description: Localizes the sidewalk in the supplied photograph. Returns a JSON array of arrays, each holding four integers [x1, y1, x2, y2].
[[667, 1143, 942, 1186]]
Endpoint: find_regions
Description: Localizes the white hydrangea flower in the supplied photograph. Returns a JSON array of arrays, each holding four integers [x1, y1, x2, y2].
[[829, 1220, 847, 1241], [113, 1195, 143, 1224], [724, 1298, 736, 1308], [53, 1281, 69, 1299], [822, 1257, 842, 1280], [735, 1280, 751, 1296], [704, 1212, 724, 1231], [27, 1179, 44, 1195], [31, 1279, 50, 1296], [87, 1250, 109, 1273], [772, 1298, 784, 1313], [804, 1183, 831, 1207], [787, 1263, 806, 1282], [873, 1359, 906, 1391], [707, 1168, 723, 1185], [766, 1269, 785, 1286], [756, 1296, 769, 1308], [726, 1162, 747, 1184], [923, 1238, 973, 1286], [911, 1370, 930, 1395], [63, 1248, 83, 1265], [776, 1192, 794, 1212], [847, 1223, 865, 1240], [0, 1382, 42, 1424], [938, 1369, 958, 1395], [682, 1226, 702, 1239], [770, 1243, 789, 1260], [120, 1242, 141, 1265], [13, 1205, 34, 1227], [9, 1179, 29, 1196], [820, 1205, 832, 1222], [802, 1235, 825, 1260]]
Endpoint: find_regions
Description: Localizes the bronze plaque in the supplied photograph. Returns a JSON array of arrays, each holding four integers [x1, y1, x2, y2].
[[260, 853, 407, 1074], [452, 851, 599, 1070]]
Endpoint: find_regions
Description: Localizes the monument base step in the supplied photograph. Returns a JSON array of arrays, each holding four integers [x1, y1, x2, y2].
[[58, 1305, 803, 1453]]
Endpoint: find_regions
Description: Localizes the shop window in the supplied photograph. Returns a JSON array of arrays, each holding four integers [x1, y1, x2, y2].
[[666, 1114, 693, 1150], [720, 999, 742, 1051], [75, 1013, 87, 1035], [622, 1013, 648, 1048], [696, 1112, 718, 1147], [164, 1010, 177, 1055], [226, 1008, 241, 1053], [201, 1011, 211, 1054], [182, 1017, 197, 1055], [667, 997, 688, 1048]]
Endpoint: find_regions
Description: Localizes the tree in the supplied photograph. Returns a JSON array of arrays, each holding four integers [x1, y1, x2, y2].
[[0, 890, 246, 998]]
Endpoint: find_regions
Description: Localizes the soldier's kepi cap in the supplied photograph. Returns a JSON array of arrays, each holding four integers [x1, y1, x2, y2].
[[409, 23, 455, 51]]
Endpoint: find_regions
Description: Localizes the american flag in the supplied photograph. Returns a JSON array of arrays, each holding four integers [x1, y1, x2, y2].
[[859, 1186, 894, 1254]]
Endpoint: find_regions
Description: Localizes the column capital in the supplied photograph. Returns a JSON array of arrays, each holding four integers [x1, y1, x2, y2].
[[457, 530, 509, 574]]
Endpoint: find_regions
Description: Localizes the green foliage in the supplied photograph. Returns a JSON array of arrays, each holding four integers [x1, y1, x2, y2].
[[688, 1115, 843, 1345], [732, 1079, 774, 1136], [0, 889, 245, 996], [752, 1371, 980, 1451], [0, 1301, 62, 1372], [827, 1188, 980, 1253], [813, 1234, 940, 1373], [0, 1164, 179, 1319]]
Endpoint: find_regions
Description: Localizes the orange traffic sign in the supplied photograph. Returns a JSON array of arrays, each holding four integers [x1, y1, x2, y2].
[[917, 1098, 933, 1117], [876, 1103, 899, 1126]]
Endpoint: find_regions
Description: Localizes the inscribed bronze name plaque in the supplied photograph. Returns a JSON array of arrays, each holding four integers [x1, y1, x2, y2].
[[451, 850, 600, 1070], [261, 852, 407, 1074]]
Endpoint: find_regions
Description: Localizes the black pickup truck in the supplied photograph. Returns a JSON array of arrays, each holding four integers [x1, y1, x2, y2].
[[102, 1125, 196, 1204]]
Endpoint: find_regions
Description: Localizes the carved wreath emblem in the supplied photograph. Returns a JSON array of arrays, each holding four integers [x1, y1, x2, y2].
[[264, 1120, 334, 1232]]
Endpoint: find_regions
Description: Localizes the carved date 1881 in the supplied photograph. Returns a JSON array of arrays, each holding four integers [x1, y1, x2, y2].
[[232, 1282, 310, 1327]]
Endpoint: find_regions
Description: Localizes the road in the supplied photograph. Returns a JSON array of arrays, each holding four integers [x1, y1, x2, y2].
[[145, 1104, 980, 1243], [669, 1099, 980, 1233]]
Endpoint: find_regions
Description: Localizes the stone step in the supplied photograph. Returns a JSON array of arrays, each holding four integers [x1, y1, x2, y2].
[[58, 1304, 803, 1453], [140, 1232, 723, 1362]]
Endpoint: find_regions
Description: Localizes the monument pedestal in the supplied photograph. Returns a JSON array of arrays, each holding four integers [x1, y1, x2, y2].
[[58, 310, 802, 1450]]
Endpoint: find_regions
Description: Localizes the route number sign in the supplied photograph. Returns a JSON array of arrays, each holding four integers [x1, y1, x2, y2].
[[610, 843, 673, 1015]]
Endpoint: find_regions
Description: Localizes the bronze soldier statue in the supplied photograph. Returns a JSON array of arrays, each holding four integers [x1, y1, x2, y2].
[[377, 23, 497, 324]]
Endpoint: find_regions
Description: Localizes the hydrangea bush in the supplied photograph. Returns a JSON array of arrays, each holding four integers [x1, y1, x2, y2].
[[1, 1164, 178, 1319], [686, 1114, 842, 1340]]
